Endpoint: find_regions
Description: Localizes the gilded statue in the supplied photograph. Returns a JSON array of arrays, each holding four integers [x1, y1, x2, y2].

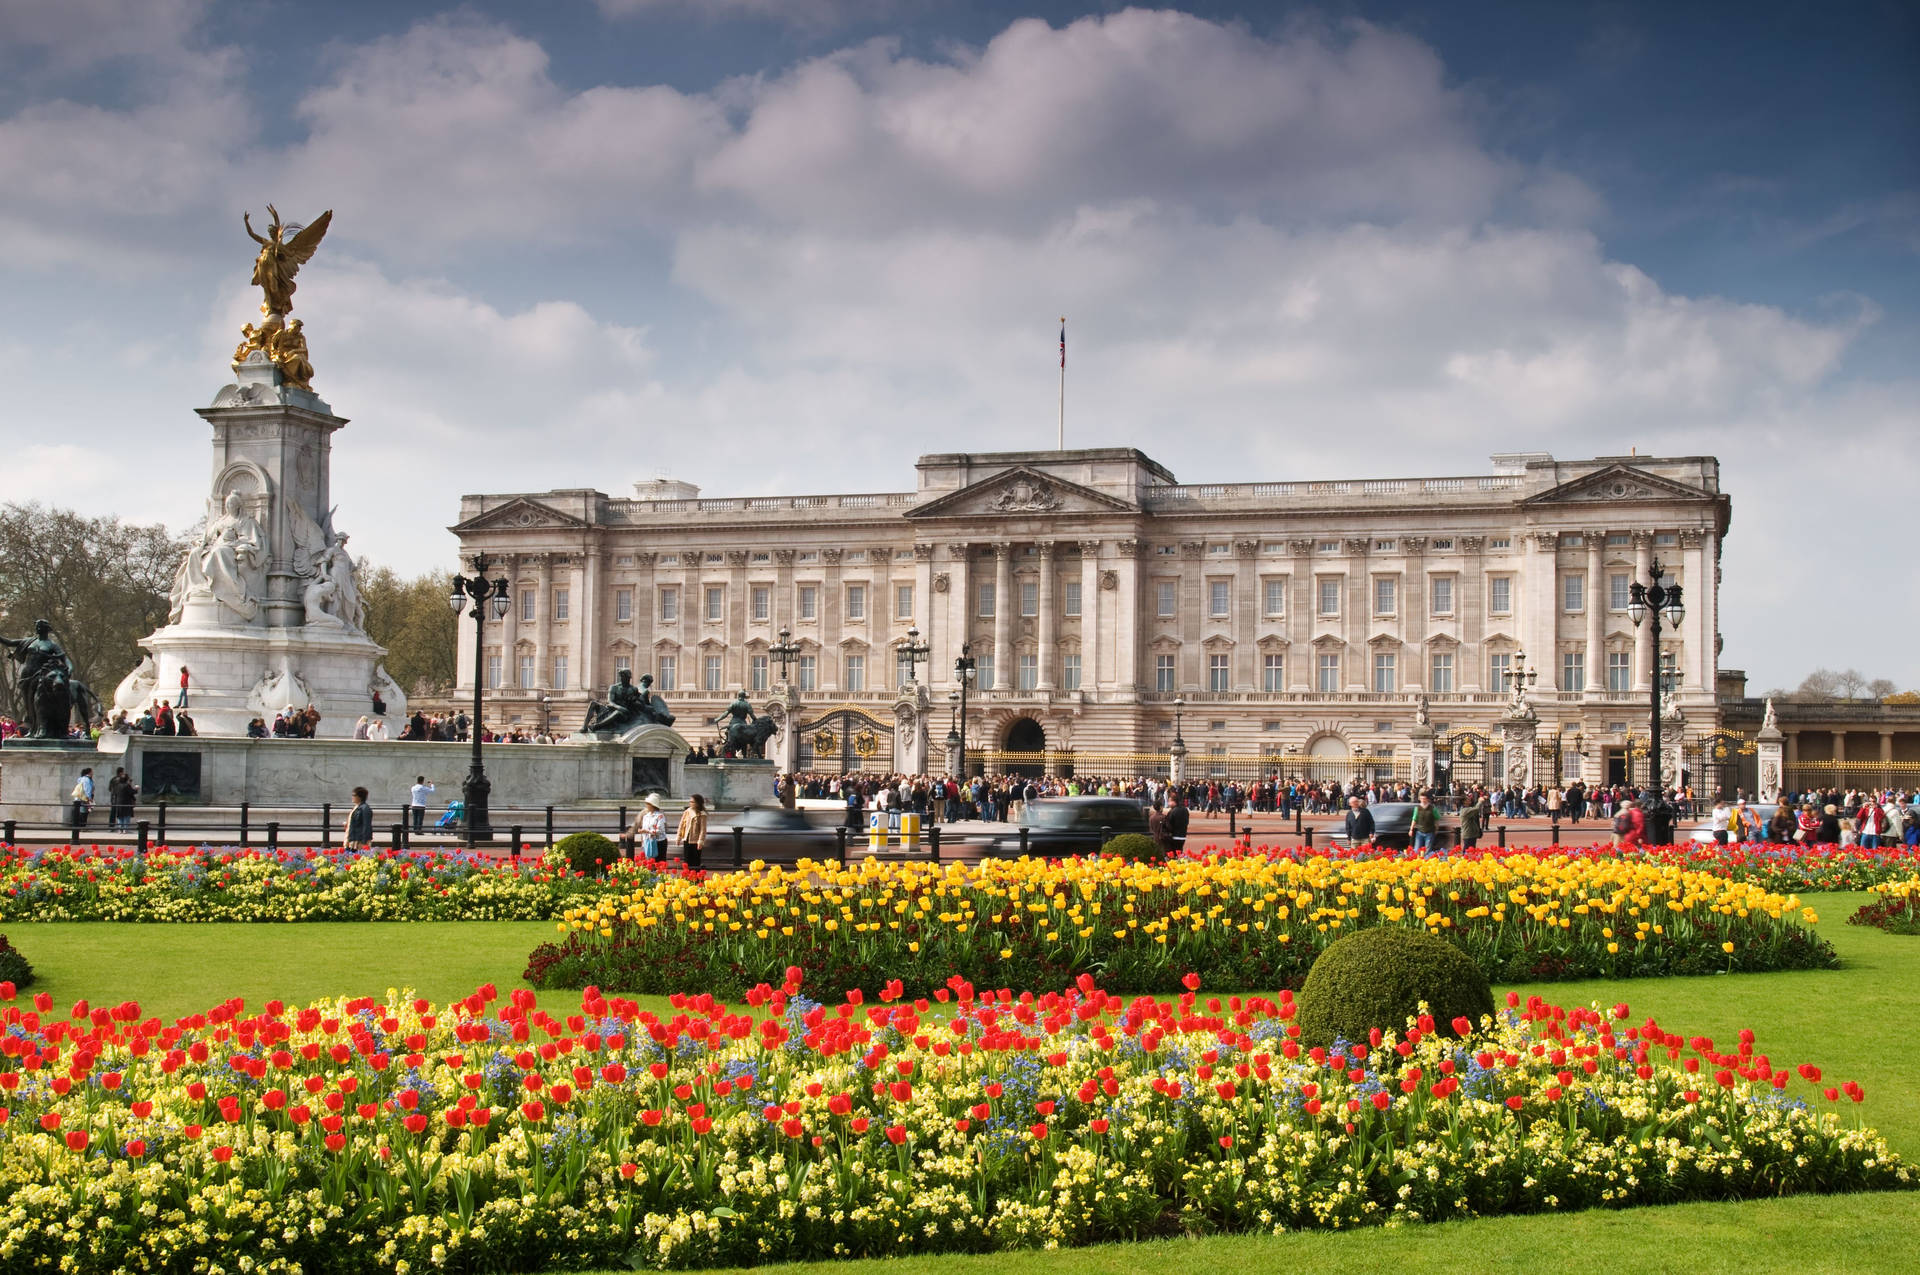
[[243, 205, 332, 318], [268, 319, 314, 390], [232, 322, 259, 369]]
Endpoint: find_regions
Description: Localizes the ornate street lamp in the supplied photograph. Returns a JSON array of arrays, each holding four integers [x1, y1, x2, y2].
[[953, 644, 977, 778], [1172, 695, 1186, 748], [899, 626, 931, 686], [448, 555, 510, 843], [945, 689, 961, 754], [770, 626, 801, 687], [1501, 649, 1538, 702], [540, 694, 552, 739], [1626, 560, 1686, 802]]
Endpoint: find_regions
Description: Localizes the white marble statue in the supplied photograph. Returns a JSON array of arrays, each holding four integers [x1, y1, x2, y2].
[[287, 503, 364, 632], [185, 492, 266, 621], [301, 573, 347, 629], [1763, 697, 1779, 732], [323, 535, 363, 631], [249, 661, 313, 718], [113, 655, 158, 717]]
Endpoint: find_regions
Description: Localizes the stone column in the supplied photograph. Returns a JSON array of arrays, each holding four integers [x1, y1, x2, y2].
[[1169, 738, 1187, 784], [1343, 538, 1369, 691], [579, 548, 601, 696], [1459, 536, 1485, 690], [1078, 540, 1101, 691], [1501, 718, 1537, 789], [1632, 531, 1654, 693], [1114, 539, 1142, 698], [820, 548, 844, 691], [533, 553, 553, 690], [991, 542, 1013, 690], [768, 684, 801, 778], [1584, 530, 1605, 699], [913, 542, 934, 652], [947, 543, 972, 686], [1756, 716, 1784, 802], [1036, 541, 1058, 691], [1529, 531, 1560, 691], [497, 552, 520, 690], [1287, 540, 1313, 691], [1409, 721, 1435, 789], [1679, 528, 1706, 693], [635, 550, 657, 684], [1234, 538, 1258, 690], [1400, 537, 1426, 690]]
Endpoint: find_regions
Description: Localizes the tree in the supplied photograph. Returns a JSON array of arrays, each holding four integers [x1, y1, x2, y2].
[[1868, 678, 1899, 700], [1792, 669, 1842, 702], [1833, 669, 1871, 700], [358, 564, 458, 696], [0, 503, 188, 719]]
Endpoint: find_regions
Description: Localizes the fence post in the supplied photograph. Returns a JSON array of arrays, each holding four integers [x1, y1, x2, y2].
[[1020, 827, 1031, 856], [1303, 825, 1313, 850], [836, 825, 848, 866], [510, 826, 523, 859], [156, 802, 168, 847], [1295, 805, 1303, 837], [732, 825, 744, 869], [929, 824, 941, 863], [1497, 824, 1508, 848], [391, 822, 406, 849], [136, 820, 149, 853], [619, 805, 628, 833], [1, 820, 13, 845], [266, 821, 279, 852], [1550, 818, 1561, 846], [1098, 825, 1111, 854], [321, 803, 331, 849], [545, 806, 555, 849], [238, 802, 250, 848], [1228, 809, 1236, 837]]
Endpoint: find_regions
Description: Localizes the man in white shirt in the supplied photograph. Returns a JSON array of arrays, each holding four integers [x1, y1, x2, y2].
[[1709, 799, 1732, 845], [409, 776, 435, 834]]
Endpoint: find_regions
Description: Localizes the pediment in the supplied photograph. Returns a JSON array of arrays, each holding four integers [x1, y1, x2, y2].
[[905, 466, 1135, 520], [1522, 465, 1708, 507], [452, 497, 592, 533]]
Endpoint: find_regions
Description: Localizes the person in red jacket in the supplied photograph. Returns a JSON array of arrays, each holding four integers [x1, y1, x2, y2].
[[1614, 799, 1647, 847]]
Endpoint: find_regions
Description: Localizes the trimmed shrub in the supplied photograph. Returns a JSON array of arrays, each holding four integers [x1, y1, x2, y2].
[[1296, 926, 1492, 1048], [0, 933, 34, 991], [554, 831, 621, 878], [1102, 833, 1161, 861]]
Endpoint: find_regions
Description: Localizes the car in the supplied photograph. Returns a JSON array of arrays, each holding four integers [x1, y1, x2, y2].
[[981, 796, 1152, 858], [1322, 802, 1460, 851], [698, 803, 847, 861]]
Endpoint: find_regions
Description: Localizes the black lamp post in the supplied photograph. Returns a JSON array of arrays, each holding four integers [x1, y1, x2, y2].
[[540, 694, 552, 740], [1172, 695, 1186, 748], [899, 626, 930, 686], [1500, 649, 1538, 701], [953, 643, 977, 777], [770, 626, 801, 686], [1626, 560, 1686, 800], [448, 555, 510, 843]]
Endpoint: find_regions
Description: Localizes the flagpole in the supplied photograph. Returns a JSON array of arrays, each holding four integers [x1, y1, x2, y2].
[[1057, 316, 1065, 450]]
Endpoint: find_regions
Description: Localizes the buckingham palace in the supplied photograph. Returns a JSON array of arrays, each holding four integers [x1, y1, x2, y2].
[[451, 446, 1731, 788]]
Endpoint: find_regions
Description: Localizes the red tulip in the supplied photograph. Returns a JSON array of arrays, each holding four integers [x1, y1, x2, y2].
[[1030, 1122, 1049, 1140], [1090, 1117, 1110, 1133], [65, 1130, 89, 1152], [885, 1124, 908, 1145]]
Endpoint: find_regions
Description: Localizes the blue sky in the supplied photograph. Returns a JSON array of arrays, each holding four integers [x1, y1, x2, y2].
[[1, 0, 1914, 690]]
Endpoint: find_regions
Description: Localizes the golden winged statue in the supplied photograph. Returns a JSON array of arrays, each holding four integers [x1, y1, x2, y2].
[[243, 204, 332, 318]]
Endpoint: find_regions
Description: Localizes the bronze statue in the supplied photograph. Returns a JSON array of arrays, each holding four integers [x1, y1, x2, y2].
[[713, 691, 768, 757], [244, 205, 332, 319], [1, 619, 92, 741], [582, 669, 676, 735]]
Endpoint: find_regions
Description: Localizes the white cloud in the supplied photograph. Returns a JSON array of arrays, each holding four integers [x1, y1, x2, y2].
[[0, 0, 214, 72], [594, 0, 900, 27]]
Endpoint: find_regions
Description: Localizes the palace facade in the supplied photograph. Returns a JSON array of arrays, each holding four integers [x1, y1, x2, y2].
[[451, 447, 1730, 786]]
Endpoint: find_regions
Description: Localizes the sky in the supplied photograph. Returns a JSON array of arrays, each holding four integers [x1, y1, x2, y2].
[[1, 0, 1914, 693]]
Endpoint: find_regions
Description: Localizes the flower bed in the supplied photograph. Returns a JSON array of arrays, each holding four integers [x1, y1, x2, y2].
[[0, 976, 1902, 1271], [526, 854, 1835, 996], [0, 844, 679, 922], [1847, 879, 1920, 935], [1188, 840, 1920, 893]]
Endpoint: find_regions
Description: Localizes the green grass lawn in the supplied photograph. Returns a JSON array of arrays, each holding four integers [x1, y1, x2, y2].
[[7, 893, 1919, 1272]]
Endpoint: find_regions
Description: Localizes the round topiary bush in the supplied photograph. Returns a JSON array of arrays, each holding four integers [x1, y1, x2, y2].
[[554, 831, 621, 877], [0, 933, 35, 992], [1295, 926, 1492, 1048], [1102, 832, 1161, 860]]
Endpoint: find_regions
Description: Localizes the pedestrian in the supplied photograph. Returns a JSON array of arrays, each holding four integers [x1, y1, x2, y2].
[[677, 793, 708, 870], [1411, 793, 1439, 855], [1614, 799, 1646, 848], [638, 795, 668, 862], [69, 766, 94, 829], [410, 775, 434, 834], [1459, 795, 1484, 850], [107, 766, 135, 831], [1342, 795, 1374, 848], [177, 665, 191, 709], [344, 786, 373, 850], [1709, 798, 1731, 846], [1163, 793, 1189, 853]]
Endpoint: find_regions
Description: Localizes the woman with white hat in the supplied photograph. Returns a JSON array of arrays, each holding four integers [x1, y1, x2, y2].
[[625, 795, 668, 862]]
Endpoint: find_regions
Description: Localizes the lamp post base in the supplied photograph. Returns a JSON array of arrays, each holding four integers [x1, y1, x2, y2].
[[461, 768, 494, 844]]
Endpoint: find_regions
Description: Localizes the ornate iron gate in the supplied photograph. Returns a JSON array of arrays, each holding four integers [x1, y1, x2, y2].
[[795, 705, 892, 774], [1436, 732, 1497, 789], [1687, 731, 1751, 801]]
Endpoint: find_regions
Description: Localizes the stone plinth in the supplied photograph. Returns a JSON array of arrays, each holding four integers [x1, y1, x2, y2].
[[680, 760, 779, 811]]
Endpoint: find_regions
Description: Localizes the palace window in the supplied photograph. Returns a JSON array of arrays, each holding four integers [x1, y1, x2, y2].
[[1209, 580, 1230, 617], [1208, 653, 1229, 692], [846, 584, 866, 621], [1431, 538, 1453, 550], [704, 655, 722, 691], [1430, 576, 1453, 615], [1372, 652, 1396, 693], [1607, 533, 1630, 546], [657, 656, 676, 692], [1562, 651, 1585, 692], [1608, 651, 1631, 692], [1610, 573, 1631, 610], [895, 583, 914, 620], [615, 588, 632, 622], [796, 655, 816, 691], [1563, 574, 1584, 612], [518, 654, 535, 689], [844, 655, 865, 692], [1017, 653, 1037, 691], [486, 654, 501, 690], [704, 586, 723, 622], [799, 586, 818, 620], [1430, 651, 1454, 692], [552, 656, 568, 691], [1262, 653, 1284, 692], [1374, 577, 1396, 615], [1263, 577, 1286, 616], [1155, 654, 1175, 693], [1488, 651, 1511, 692], [975, 654, 994, 687], [520, 591, 536, 622], [751, 586, 770, 622], [1061, 653, 1081, 690], [1062, 579, 1081, 617], [978, 582, 995, 618], [1316, 652, 1339, 693], [1020, 580, 1038, 617], [1489, 536, 1511, 550], [1156, 580, 1177, 617], [1317, 578, 1341, 616], [1374, 539, 1396, 553], [1489, 577, 1512, 614], [614, 655, 631, 675], [658, 587, 678, 622]]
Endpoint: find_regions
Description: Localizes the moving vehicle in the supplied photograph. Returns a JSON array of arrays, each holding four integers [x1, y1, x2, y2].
[[983, 796, 1152, 858]]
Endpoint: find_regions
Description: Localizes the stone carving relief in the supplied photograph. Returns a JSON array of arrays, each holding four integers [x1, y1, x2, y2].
[[113, 655, 158, 717], [287, 501, 363, 632], [989, 477, 1061, 512], [1100, 570, 1119, 590], [933, 573, 950, 593], [174, 491, 267, 623]]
